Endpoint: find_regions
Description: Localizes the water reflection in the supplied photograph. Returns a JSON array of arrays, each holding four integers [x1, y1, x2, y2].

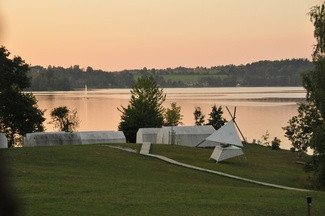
[[33, 87, 305, 150]]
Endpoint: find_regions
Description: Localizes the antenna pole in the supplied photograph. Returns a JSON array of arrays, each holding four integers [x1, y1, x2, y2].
[[225, 106, 247, 143]]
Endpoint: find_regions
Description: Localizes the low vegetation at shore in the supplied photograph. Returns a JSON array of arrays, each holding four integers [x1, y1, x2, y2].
[[2, 144, 325, 215]]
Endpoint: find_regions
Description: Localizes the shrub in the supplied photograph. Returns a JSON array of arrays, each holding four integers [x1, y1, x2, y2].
[[271, 137, 281, 150]]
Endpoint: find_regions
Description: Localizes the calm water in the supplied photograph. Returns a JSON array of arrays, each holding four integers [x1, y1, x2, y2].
[[32, 87, 306, 150]]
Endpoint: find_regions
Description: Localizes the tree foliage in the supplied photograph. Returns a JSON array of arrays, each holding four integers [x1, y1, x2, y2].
[[205, 105, 227, 130], [50, 106, 79, 132], [282, 102, 323, 154], [0, 47, 30, 91], [310, 124, 325, 187], [0, 46, 45, 147], [271, 137, 281, 150], [118, 76, 166, 142], [306, 4, 325, 116], [164, 102, 183, 126], [27, 59, 313, 90], [0, 88, 45, 146], [193, 106, 205, 126], [293, 3, 325, 187], [260, 130, 270, 147]]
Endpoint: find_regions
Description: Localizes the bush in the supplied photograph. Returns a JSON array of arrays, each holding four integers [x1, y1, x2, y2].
[[271, 137, 281, 150]]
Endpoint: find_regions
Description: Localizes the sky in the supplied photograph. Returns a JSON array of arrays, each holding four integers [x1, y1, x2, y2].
[[0, 0, 322, 71]]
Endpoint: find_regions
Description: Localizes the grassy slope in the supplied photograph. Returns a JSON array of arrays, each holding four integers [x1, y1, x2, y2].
[[1, 144, 325, 216], [150, 144, 311, 189]]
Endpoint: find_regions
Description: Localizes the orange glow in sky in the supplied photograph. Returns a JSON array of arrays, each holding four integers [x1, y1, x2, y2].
[[1, 0, 321, 71]]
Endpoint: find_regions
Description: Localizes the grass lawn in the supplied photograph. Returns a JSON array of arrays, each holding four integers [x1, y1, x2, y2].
[[1, 144, 325, 216], [150, 143, 312, 189]]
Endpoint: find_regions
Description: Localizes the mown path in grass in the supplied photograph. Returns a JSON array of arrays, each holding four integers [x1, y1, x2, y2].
[[1, 144, 324, 216]]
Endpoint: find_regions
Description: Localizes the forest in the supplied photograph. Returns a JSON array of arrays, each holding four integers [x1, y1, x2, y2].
[[27, 58, 313, 91]]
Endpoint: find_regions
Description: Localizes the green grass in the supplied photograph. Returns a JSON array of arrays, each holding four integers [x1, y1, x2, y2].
[[150, 144, 311, 189], [1, 144, 325, 216]]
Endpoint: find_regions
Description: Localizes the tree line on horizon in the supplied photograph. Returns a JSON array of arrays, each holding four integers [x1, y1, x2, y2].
[[27, 58, 313, 91]]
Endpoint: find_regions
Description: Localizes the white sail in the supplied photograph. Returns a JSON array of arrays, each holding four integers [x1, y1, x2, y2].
[[85, 85, 88, 97]]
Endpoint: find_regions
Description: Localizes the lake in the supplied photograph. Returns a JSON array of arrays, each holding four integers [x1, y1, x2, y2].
[[32, 87, 306, 150]]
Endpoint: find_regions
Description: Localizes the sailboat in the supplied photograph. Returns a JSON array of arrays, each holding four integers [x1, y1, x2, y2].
[[84, 84, 88, 99]]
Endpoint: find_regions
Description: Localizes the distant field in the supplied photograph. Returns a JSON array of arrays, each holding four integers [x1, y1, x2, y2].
[[162, 74, 226, 83], [1, 144, 325, 216]]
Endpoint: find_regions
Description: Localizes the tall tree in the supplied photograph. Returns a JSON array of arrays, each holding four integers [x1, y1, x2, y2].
[[164, 102, 183, 126], [0, 46, 45, 147], [50, 106, 80, 132], [118, 76, 166, 142], [298, 3, 325, 187], [206, 105, 227, 130], [282, 102, 322, 155], [193, 107, 205, 126], [306, 4, 325, 116]]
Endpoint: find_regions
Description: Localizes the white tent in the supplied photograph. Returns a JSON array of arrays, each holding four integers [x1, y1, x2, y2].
[[210, 145, 243, 162], [24, 131, 126, 147], [0, 133, 8, 149], [156, 125, 215, 147], [136, 128, 160, 144], [197, 120, 243, 148], [78, 131, 126, 144]]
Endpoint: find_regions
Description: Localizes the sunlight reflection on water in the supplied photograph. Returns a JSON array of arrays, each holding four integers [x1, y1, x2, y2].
[[32, 87, 305, 150]]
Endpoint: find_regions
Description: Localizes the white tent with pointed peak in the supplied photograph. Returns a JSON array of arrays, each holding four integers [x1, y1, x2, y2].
[[197, 120, 243, 148], [136, 128, 160, 144], [210, 145, 243, 162]]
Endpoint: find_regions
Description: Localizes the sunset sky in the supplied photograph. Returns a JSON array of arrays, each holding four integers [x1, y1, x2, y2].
[[0, 0, 322, 71]]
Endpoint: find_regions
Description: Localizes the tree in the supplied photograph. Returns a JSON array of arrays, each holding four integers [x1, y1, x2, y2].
[[206, 105, 227, 130], [164, 102, 183, 126], [193, 106, 205, 125], [50, 106, 79, 132], [306, 4, 325, 117], [260, 130, 270, 147], [309, 124, 325, 187], [294, 4, 325, 187], [0, 46, 45, 147], [282, 102, 322, 154], [271, 137, 281, 150], [118, 76, 166, 142], [0, 47, 30, 91], [0, 88, 45, 147]]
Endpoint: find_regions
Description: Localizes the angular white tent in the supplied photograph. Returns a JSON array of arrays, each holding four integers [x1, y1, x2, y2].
[[194, 120, 244, 162], [24, 131, 126, 147], [136, 128, 160, 144], [209, 145, 243, 162], [156, 125, 215, 147], [0, 133, 8, 149], [197, 120, 243, 148]]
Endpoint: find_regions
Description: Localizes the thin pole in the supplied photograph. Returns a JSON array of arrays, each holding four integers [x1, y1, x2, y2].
[[225, 106, 247, 143], [307, 196, 312, 216]]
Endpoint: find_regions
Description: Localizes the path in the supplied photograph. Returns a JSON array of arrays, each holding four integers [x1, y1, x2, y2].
[[111, 143, 310, 192]]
